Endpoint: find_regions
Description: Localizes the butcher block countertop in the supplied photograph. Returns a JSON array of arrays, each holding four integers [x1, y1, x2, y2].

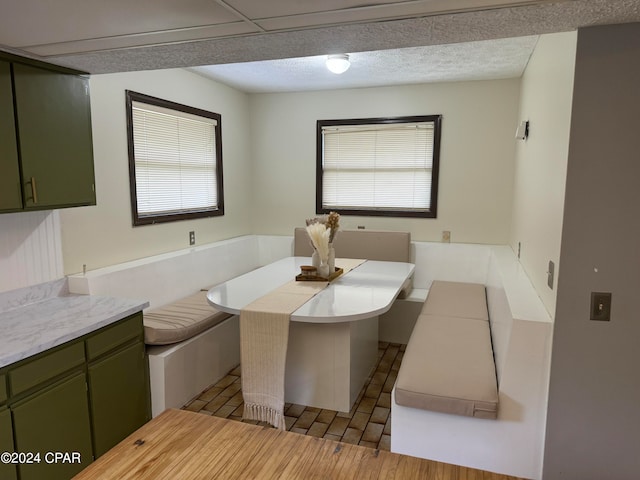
[[72, 409, 521, 480]]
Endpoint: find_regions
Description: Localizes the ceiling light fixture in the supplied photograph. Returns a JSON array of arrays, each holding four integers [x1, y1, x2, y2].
[[326, 54, 350, 74]]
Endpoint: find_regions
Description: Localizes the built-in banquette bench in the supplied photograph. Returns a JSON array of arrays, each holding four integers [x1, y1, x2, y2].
[[395, 281, 499, 419], [67, 234, 552, 479], [143, 291, 240, 418], [390, 246, 553, 480]]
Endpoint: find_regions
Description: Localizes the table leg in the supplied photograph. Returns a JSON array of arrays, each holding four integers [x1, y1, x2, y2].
[[285, 317, 379, 413]]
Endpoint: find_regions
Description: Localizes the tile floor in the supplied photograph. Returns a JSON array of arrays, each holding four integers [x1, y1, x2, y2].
[[183, 341, 405, 451]]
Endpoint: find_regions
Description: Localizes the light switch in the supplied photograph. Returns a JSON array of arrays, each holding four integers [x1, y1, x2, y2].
[[590, 292, 612, 321]]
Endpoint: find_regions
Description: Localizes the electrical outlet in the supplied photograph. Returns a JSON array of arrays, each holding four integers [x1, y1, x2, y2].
[[442, 231, 451, 243], [189, 231, 195, 246], [590, 292, 612, 321]]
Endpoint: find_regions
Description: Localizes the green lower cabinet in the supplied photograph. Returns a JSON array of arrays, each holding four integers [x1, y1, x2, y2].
[[0, 407, 17, 480], [88, 342, 150, 457], [0, 373, 7, 403], [12, 372, 93, 480], [1, 312, 149, 478]]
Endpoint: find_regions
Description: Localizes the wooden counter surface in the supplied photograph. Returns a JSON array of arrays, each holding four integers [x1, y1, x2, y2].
[[73, 409, 520, 480]]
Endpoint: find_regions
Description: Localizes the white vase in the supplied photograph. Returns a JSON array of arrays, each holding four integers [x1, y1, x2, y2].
[[317, 261, 330, 278], [328, 244, 335, 273], [311, 250, 320, 268]]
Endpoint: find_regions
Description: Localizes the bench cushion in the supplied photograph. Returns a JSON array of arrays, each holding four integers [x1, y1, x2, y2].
[[144, 291, 233, 345], [421, 280, 488, 321], [395, 313, 499, 419]]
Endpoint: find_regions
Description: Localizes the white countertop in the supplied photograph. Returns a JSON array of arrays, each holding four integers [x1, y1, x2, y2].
[[0, 287, 148, 369], [207, 256, 414, 323]]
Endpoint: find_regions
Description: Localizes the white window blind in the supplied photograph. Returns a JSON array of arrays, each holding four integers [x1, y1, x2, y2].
[[321, 121, 436, 212], [132, 101, 218, 217]]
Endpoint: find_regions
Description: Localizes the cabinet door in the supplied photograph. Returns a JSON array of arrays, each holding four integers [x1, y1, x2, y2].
[[88, 342, 150, 457], [12, 63, 95, 210], [12, 372, 93, 480], [0, 373, 6, 403], [0, 407, 17, 480], [0, 60, 22, 212]]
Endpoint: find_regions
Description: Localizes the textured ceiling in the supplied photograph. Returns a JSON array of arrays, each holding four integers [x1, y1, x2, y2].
[[1, 0, 640, 92], [190, 36, 539, 93]]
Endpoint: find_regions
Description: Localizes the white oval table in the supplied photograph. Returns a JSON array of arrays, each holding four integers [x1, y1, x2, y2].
[[207, 256, 415, 412]]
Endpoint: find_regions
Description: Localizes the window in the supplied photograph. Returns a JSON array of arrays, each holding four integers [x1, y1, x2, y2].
[[125, 90, 224, 226], [317, 115, 441, 218]]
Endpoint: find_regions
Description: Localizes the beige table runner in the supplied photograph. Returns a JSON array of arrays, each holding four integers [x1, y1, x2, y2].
[[240, 258, 366, 429]]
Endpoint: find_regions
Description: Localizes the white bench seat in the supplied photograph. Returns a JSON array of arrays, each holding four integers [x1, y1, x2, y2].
[[394, 281, 499, 419], [143, 289, 240, 417]]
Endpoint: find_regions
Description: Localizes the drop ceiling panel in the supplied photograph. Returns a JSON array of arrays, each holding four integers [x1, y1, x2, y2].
[[25, 23, 259, 57], [252, 1, 501, 31], [0, 0, 243, 48], [225, 0, 411, 19], [230, 0, 559, 27], [255, 5, 439, 31]]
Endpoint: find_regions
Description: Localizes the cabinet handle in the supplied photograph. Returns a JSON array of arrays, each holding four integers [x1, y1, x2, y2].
[[30, 177, 38, 204]]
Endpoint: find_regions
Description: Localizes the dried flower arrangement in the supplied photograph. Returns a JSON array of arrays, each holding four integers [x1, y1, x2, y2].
[[305, 222, 330, 263], [326, 211, 340, 243], [304, 212, 340, 277], [306, 211, 340, 244]]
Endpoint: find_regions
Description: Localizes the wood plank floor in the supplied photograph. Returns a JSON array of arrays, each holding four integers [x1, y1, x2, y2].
[[73, 409, 522, 480]]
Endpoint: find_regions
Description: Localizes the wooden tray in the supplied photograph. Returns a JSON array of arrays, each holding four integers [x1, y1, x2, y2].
[[296, 267, 344, 282]]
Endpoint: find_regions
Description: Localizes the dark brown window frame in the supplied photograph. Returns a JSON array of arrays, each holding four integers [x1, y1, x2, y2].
[[125, 90, 224, 226], [316, 114, 442, 218]]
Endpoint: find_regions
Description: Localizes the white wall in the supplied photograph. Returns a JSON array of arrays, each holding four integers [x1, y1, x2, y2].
[[59, 69, 253, 275], [2, 73, 522, 291], [0, 210, 63, 293], [509, 32, 577, 316], [249, 80, 520, 244]]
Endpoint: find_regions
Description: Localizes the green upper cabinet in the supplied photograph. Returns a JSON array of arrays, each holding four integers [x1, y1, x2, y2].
[[0, 60, 22, 212], [12, 62, 96, 210]]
